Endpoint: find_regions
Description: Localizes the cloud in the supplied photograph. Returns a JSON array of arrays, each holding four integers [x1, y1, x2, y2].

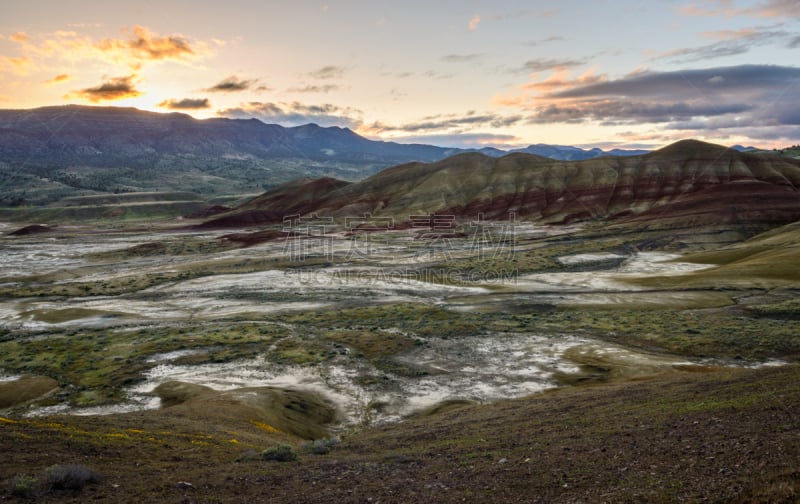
[[218, 101, 362, 128], [497, 64, 800, 140], [495, 68, 607, 98], [441, 53, 484, 63], [680, 0, 800, 19], [0, 56, 33, 74], [422, 70, 455, 80], [0, 25, 211, 76], [547, 65, 800, 101], [66, 75, 142, 102], [465, 8, 558, 33], [97, 25, 195, 61], [700, 28, 757, 40], [526, 35, 565, 47], [204, 75, 259, 92], [652, 27, 789, 62], [379, 132, 521, 149], [287, 84, 340, 93], [510, 57, 588, 74], [789, 35, 800, 49], [43, 73, 71, 85], [9, 32, 29, 44], [308, 65, 345, 80], [158, 98, 211, 110], [362, 112, 523, 135]]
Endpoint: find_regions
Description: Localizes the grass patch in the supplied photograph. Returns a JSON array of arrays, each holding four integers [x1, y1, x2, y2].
[[323, 329, 417, 359], [513, 305, 800, 360], [747, 297, 800, 319], [278, 303, 484, 339], [0, 322, 290, 407], [261, 443, 298, 462], [303, 437, 340, 455]]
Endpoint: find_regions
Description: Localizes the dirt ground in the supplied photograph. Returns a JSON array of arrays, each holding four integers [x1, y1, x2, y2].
[[1, 364, 798, 503]]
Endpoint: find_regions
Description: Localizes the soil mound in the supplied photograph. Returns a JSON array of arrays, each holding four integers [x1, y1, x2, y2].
[[153, 381, 338, 440]]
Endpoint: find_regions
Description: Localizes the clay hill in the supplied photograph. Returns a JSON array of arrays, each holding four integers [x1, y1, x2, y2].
[[202, 140, 800, 233]]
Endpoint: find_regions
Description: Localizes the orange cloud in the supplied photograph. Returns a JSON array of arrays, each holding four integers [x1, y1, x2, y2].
[[0, 56, 33, 75], [44, 73, 71, 85], [65, 75, 142, 103], [1, 25, 211, 77], [523, 68, 605, 92], [700, 28, 756, 40], [9, 32, 29, 44], [495, 68, 607, 108], [97, 25, 198, 62], [468, 15, 481, 31], [680, 0, 799, 19], [680, 3, 739, 18]]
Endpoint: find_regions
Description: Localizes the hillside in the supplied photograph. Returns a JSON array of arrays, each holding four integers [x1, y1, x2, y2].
[[2, 365, 798, 502], [204, 139, 800, 233]]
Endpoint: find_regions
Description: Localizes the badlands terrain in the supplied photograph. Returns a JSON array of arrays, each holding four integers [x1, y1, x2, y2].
[[1, 138, 799, 502]]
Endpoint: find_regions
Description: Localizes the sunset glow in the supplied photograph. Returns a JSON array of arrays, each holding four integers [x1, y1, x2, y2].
[[2, 0, 799, 149]]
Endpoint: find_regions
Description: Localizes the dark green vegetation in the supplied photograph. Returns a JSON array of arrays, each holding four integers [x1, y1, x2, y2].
[[0, 191, 211, 224]]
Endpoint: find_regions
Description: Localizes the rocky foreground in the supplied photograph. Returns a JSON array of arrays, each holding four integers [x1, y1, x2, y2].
[[1, 364, 798, 503]]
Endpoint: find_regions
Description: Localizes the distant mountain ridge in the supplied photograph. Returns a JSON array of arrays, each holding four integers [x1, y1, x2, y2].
[[509, 144, 649, 161]]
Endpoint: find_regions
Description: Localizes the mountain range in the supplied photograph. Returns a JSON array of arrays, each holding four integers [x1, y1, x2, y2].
[[0, 105, 667, 206], [509, 144, 649, 160]]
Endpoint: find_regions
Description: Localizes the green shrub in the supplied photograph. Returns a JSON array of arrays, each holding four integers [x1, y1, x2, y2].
[[42, 464, 102, 492], [304, 437, 340, 455], [9, 475, 38, 498], [261, 444, 297, 462]]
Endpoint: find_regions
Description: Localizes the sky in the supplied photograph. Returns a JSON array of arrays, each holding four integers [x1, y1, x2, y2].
[[1, 0, 799, 150]]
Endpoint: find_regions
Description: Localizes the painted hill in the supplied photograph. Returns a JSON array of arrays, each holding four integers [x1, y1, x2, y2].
[[203, 140, 800, 231]]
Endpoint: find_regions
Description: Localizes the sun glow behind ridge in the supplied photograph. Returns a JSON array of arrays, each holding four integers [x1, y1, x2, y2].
[[1, 1, 798, 149]]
